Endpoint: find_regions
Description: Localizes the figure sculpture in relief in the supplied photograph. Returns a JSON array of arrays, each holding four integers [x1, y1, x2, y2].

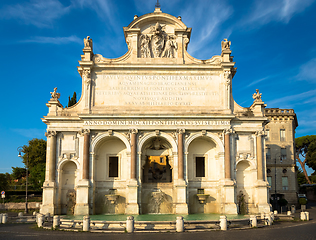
[[84, 36, 92, 49], [140, 35, 151, 58], [151, 22, 165, 58], [252, 89, 262, 102], [221, 38, 231, 51], [50, 87, 60, 100], [162, 36, 177, 58]]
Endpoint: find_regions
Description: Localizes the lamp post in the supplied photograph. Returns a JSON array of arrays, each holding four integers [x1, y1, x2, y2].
[[17, 146, 28, 214]]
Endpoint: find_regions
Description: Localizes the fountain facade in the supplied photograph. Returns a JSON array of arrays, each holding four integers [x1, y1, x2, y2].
[[41, 6, 272, 216]]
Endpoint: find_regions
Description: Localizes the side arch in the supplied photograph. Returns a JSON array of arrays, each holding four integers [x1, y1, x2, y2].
[[185, 132, 224, 153], [90, 131, 131, 153]]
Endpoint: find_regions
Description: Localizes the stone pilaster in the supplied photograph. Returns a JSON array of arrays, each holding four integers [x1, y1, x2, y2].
[[126, 129, 139, 214], [82, 129, 90, 180], [177, 129, 185, 180], [255, 130, 270, 213], [221, 128, 237, 214], [75, 129, 90, 215], [174, 129, 188, 214], [41, 130, 57, 215], [224, 128, 232, 180], [130, 129, 138, 180], [256, 131, 264, 181]]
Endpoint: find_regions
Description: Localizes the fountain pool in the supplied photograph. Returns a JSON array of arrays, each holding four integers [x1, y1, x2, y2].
[[63, 213, 247, 221]]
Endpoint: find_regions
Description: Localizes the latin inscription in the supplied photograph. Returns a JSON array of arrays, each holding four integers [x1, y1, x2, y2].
[[84, 120, 230, 126], [94, 74, 222, 107]]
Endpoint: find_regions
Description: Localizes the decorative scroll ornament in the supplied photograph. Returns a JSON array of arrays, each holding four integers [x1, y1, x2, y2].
[[221, 38, 231, 51], [50, 87, 60, 100], [45, 130, 56, 138], [252, 89, 262, 102], [83, 36, 93, 49]]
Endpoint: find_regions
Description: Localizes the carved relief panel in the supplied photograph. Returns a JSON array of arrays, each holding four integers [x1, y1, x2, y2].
[[138, 22, 178, 58]]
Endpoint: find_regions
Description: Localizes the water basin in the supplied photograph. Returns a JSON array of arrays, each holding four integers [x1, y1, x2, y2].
[[63, 213, 246, 221]]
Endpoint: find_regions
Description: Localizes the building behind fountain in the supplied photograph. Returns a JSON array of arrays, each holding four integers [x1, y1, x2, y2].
[[40, 6, 297, 216]]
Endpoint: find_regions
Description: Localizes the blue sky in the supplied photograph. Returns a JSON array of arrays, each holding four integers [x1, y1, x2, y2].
[[0, 0, 316, 174]]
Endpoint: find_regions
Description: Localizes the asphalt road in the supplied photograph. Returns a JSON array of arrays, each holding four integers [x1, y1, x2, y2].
[[0, 220, 315, 240], [1, 202, 316, 240]]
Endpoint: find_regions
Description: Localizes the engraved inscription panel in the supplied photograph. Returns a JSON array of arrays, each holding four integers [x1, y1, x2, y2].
[[94, 74, 222, 107]]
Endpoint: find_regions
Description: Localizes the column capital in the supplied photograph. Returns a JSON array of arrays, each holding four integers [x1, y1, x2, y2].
[[45, 130, 56, 138], [79, 129, 90, 136], [223, 128, 234, 135], [177, 128, 185, 134], [255, 130, 264, 136], [129, 128, 138, 134]]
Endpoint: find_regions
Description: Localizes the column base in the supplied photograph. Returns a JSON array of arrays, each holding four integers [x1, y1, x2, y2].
[[75, 180, 90, 215], [125, 203, 140, 215], [174, 179, 188, 215], [221, 179, 237, 215], [41, 181, 56, 215], [258, 203, 271, 214], [126, 179, 139, 215], [74, 203, 90, 215], [175, 203, 188, 215]]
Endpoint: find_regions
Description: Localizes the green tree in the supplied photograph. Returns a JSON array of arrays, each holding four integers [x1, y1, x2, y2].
[[295, 135, 316, 184], [21, 139, 46, 169], [11, 167, 26, 180], [297, 169, 308, 186], [306, 140, 316, 172], [67, 91, 77, 107], [21, 138, 46, 190], [0, 173, 9, 191]]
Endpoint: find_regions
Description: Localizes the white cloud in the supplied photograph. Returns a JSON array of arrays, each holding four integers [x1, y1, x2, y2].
[[267, 89, 316, 107], [244, 0, 315, 26], [296, 58, 316, 82], [22, 35, 82, 45], [71, 0, 119, 33], [0, 0, 71, 28], [12, 128, 45, 139], [180, 0, 233, 58]]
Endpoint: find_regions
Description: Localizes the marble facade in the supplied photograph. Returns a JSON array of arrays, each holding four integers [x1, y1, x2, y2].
[[41, 7, 272, 215]]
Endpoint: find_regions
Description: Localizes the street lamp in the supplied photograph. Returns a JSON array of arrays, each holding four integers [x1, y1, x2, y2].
[[17, 146, 28, 214]]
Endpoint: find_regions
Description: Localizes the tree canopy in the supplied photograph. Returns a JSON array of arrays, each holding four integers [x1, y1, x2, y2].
[[21, 138, 47, 190], [68, 92, 77, 107], [21, 138, 46, 169], [295, 135, 316, 184]]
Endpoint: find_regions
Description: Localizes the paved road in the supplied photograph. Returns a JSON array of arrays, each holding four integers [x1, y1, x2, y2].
[[1, 202, 316, 240]]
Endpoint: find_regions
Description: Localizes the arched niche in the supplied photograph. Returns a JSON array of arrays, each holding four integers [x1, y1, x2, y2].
[[187, 136, 217, 180], [140, 134, 174, 183], [60, 161, 77, 215], [94, 136, 128, 181], [236, 160, 256, 214]]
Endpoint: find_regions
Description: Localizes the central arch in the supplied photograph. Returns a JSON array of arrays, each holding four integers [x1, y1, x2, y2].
[[138, 132, 177, 214]]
